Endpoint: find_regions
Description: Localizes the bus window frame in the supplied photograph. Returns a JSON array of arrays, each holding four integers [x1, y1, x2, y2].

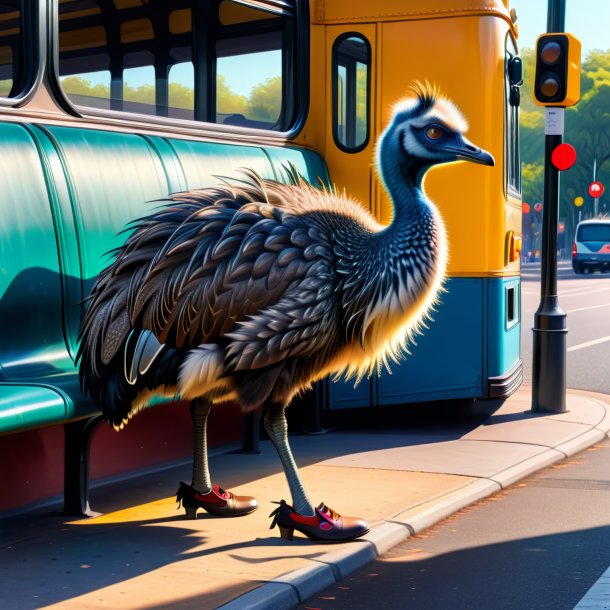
[[0, 0, 42, 108], [331, 31, 371, 154], [47, 0, 310, 140], [504, 32, 521, 199]]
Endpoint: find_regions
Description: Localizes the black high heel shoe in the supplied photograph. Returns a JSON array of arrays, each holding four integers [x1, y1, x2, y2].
[[269, 499, 369, 542], [176, 482, 258, 518]]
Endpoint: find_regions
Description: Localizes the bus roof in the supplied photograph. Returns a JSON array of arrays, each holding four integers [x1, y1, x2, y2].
[[311, 0, 514, 27]]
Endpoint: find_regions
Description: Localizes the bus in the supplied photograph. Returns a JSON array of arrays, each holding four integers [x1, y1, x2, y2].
[[0, 0, 522, 515]]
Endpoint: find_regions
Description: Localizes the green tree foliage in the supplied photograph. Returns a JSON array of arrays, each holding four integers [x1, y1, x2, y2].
[[61, 75, 110, 99], [247, 75, 281, 122], [520, 48, 610, 247], [124, 82, 154, 105], [0, 79, 12, 96], [522, 162, 544, 204], [168, 82, 194, 110], [216, 74, 248, 115], [60, 72, 280, 122]]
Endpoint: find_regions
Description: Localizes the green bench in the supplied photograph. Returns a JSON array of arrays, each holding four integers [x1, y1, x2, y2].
[[0, 120, 329, 515]]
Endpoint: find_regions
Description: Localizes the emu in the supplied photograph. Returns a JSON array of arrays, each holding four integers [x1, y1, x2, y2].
[[78, 82, 493, 542]]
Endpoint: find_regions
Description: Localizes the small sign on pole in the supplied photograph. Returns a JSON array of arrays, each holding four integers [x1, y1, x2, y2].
[[589, 181, 605, 198], [545, 107, 565, 135]]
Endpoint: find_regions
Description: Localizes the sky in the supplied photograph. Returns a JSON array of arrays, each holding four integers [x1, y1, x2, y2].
[[509, 0, 610, 55]]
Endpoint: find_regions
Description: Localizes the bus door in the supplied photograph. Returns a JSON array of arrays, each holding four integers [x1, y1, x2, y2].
[[322, 25, 379, 409]]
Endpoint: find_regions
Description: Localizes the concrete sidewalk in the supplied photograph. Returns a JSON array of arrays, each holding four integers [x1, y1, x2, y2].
[[3, 386, 610, 610]]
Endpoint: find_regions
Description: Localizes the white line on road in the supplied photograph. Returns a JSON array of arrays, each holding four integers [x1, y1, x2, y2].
[[560, 287, 610, 298], [569, 303, 610, 314], [521, 286, 610, 298], [567, 336, 610, 353], [573, 564, 610, 609]]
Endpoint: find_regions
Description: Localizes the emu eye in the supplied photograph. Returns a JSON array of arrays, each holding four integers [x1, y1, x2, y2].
[[426, 126, 443, 140]]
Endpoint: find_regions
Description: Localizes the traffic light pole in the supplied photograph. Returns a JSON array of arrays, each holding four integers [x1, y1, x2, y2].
[[531, 0, 567, 413]]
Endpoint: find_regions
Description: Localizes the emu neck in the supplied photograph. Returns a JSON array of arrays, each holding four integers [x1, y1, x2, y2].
[[378, 139, 432, 228]]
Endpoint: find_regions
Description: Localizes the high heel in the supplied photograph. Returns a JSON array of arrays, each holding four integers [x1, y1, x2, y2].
[[176, 482, 258, 517], [278, 525, 294, 540], [269, 500, 369, 542]]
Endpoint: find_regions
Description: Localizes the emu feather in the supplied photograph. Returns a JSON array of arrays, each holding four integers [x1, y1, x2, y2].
[[77, 83, 494, 520]]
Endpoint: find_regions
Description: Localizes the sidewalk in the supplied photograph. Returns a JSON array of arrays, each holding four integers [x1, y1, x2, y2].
[[3, 386, 610, 610]]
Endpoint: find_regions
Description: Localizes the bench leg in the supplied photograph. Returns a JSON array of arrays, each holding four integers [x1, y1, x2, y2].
[[240, 410, 262, 454], [62, 415, 104, 517]]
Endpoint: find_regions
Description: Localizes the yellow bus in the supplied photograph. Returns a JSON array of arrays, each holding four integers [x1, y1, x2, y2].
[[0, 0, 521, 514]]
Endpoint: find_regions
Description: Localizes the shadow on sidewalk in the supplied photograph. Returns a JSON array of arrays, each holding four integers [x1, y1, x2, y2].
[[2, 510, 328, 610]]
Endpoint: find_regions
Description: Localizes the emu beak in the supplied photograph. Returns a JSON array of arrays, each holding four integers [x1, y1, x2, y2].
[[452, 136, 495, 166]]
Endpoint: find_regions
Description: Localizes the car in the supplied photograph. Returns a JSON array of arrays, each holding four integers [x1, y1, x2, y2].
[[572, 219, 610, 274]]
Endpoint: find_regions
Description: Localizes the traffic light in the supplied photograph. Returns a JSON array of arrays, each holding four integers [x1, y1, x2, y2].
[[533, 33, 581, 107]]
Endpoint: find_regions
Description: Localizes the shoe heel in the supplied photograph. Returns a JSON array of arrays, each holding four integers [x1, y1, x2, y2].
[[184, 506, 198, 520], [278, 525, 294, 540]]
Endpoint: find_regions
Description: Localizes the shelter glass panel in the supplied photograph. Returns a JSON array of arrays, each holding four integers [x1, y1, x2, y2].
[[57, 0, 299, 131], [0, 1, 32, 98]]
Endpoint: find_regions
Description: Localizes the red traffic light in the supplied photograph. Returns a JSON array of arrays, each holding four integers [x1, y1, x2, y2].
[[522, 202, 531, 214], [551, 143, 577, 170], [534, 202, 543, 213], [589, 181, 605, 198], [540, 41, 561, 63]]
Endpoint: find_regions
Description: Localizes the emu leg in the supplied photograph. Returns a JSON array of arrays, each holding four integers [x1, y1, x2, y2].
[[191, 398, 213, 494], [264, 402, 315, 516]]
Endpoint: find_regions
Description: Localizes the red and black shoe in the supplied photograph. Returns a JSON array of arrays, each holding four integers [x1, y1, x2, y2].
[[269, 499, 369, 542], [176, 482, 258, 519]]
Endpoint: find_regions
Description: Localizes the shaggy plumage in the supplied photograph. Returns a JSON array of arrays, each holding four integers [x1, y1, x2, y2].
[[78, 82, 493, 517]]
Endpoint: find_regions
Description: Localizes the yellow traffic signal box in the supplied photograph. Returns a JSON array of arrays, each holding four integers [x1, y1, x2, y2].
[[533, 33, 581, 107]]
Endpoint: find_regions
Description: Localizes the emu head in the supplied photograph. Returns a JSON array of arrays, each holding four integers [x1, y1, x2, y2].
[[377, 82, 494, 185]]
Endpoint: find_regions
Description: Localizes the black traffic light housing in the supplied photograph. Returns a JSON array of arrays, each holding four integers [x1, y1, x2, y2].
[[533, 33, 581, 107]]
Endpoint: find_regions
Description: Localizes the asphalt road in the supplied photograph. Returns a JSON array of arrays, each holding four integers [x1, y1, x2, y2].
[[294, 261, 610, 610], [521, 261, 610, 394], [298, 438, 610, 610]]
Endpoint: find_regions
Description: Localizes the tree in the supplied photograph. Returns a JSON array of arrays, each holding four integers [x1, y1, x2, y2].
[[168, 82, 194, 110], [247, 75, 281, 122], [217, 74, 248, 115], [61, 76, 110, 99], [519, 49, 610, 245]]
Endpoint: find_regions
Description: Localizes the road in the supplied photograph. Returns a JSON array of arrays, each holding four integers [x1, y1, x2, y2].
[[298, 438, 610, 610], [295, 262, 610, 610], [521, 261, 610, 394]]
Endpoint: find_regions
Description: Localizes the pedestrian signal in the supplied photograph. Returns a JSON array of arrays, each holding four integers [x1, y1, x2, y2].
[[533, 33, 581, 107]]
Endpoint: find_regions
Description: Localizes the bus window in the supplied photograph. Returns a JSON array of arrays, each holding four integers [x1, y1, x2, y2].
[[505, 37, 522, 195], [61, 70, 111, 110], [168, 62, 194, 121], [333, 34, 370, 152], [217, 49, 282, 128], [56, 0, 301, 131], [0, 1, 33, 99], [123, 62, 155, 116]]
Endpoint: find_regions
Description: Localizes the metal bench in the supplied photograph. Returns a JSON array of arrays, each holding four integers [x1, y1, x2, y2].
[[0, 120, 328, 516]]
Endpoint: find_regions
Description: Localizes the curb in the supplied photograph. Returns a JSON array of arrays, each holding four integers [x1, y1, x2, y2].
[[216, 479, 501, 609], [218, 394, 610, 610]]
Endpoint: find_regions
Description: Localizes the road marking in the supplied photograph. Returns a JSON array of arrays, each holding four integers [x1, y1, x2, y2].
[[522, 289, 610, 299], [573, 564, 610, 609], [569, 303, 610, 314], [568, 336, 610, 353], [560, 287, 610, 297]]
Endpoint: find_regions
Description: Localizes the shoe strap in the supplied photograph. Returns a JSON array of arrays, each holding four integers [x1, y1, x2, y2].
[[317, 502, 340, 521]]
